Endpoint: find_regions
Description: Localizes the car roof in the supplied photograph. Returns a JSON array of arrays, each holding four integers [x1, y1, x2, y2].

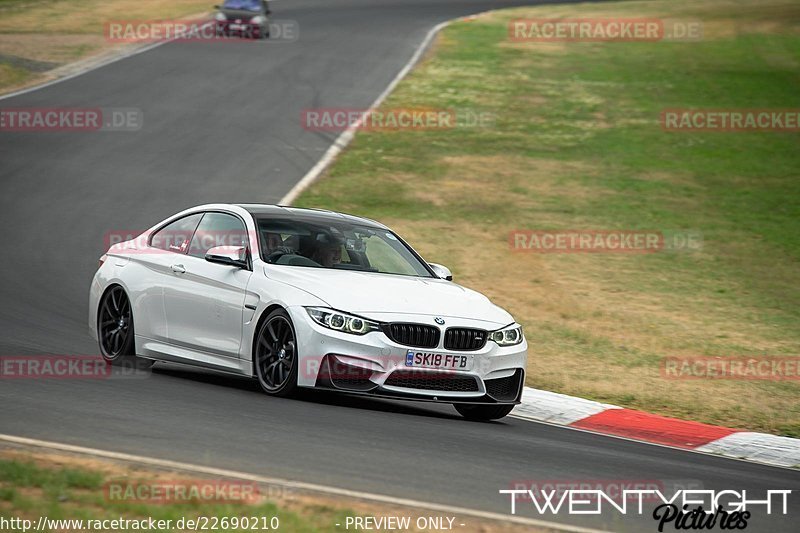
[[235, 204, 388, 230]]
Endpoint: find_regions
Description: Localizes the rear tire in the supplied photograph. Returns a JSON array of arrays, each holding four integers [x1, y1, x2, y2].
[[454, 403, 514, 421], [97, 286, 153, 370]]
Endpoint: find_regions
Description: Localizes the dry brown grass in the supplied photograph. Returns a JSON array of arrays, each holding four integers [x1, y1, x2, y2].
[[0, 0, 211, 93], [364, 144, 800, 431]]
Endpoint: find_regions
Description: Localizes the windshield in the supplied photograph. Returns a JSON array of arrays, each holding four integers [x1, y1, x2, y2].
[[256, 217, 433, 278], [222, 0, 261, 12]]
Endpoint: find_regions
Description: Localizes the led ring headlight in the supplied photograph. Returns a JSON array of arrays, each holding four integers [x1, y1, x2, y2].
[[306, 307, 380, 336], [489, 325, 524, 346]]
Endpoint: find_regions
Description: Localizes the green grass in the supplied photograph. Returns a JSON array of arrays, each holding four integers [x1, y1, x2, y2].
[[0, 458, 354, 532], [297, 0, 800, 436], [0, 459, 102, 490]]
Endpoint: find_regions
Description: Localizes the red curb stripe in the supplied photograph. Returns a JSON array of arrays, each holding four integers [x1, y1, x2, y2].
[[571, 408, 739, 449]]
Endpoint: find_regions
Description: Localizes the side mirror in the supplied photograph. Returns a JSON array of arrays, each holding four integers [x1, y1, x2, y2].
[[429, 263, 453, 281], [205, 246, 249, 268]]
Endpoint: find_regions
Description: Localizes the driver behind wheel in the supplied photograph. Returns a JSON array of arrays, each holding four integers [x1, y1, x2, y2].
[[310, 235, 343, 267], [264, 232, 296, 262], [264, 232, 287, 253]]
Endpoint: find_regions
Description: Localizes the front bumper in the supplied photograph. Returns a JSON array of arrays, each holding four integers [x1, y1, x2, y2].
[[215, 21, 266, 37], [288, 307, 527, 404]]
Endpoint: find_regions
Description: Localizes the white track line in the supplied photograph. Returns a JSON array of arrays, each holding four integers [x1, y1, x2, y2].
[[0, 434, 608, 533], [278, 19, 451, 205]]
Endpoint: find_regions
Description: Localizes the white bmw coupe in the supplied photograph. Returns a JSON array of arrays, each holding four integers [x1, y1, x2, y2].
[[89, 204, 527, 420]]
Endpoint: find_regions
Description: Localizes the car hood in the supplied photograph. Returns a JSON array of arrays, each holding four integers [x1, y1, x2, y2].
[[263, 266, 513, 326]]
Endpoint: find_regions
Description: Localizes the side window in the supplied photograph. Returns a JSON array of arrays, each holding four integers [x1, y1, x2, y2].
[[150, 213, 203, 254], [187, 212, 248, 259]]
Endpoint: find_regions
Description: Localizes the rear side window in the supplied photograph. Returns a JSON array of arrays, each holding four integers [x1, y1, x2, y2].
[[187, 212, 248, 258], [150, 213, 203, 254]]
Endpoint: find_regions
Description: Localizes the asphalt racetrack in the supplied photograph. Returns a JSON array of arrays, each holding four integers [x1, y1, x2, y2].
[[0, 1, 798, 531]]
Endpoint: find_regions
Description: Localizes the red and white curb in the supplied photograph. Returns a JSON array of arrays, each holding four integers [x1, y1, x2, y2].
[[512, 388, 800, 469]]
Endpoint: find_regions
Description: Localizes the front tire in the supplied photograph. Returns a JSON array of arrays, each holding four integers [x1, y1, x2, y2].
[[454, 403, 514, 421], [97, 286, 153, 370], [254, 309, 298, 397]]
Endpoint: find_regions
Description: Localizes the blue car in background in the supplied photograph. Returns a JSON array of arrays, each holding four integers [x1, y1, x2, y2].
[[214, 0, 271, 39]]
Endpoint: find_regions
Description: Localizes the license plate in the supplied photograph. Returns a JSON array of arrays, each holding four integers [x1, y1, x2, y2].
[[405, 350, 473, 370], [229, 23, 243, 30]]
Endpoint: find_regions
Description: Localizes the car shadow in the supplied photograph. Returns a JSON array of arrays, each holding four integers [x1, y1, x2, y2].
[[150, 362, 465, 421]]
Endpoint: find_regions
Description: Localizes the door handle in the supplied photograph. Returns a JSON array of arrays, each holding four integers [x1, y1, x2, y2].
[[171, 264, 186, 274]]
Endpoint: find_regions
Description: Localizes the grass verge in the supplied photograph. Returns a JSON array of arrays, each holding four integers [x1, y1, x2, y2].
[[0, 448, 540, 532], [0, 451, 344, 532], [296, 0, 800, 436], [0, 0, 213, 94]]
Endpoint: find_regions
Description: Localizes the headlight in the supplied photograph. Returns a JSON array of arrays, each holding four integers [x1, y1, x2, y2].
[[214, 12, 227, 21], [489, 325, 523, 346], [306, 307, 381, 336], [250, 15, 265, 24]]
